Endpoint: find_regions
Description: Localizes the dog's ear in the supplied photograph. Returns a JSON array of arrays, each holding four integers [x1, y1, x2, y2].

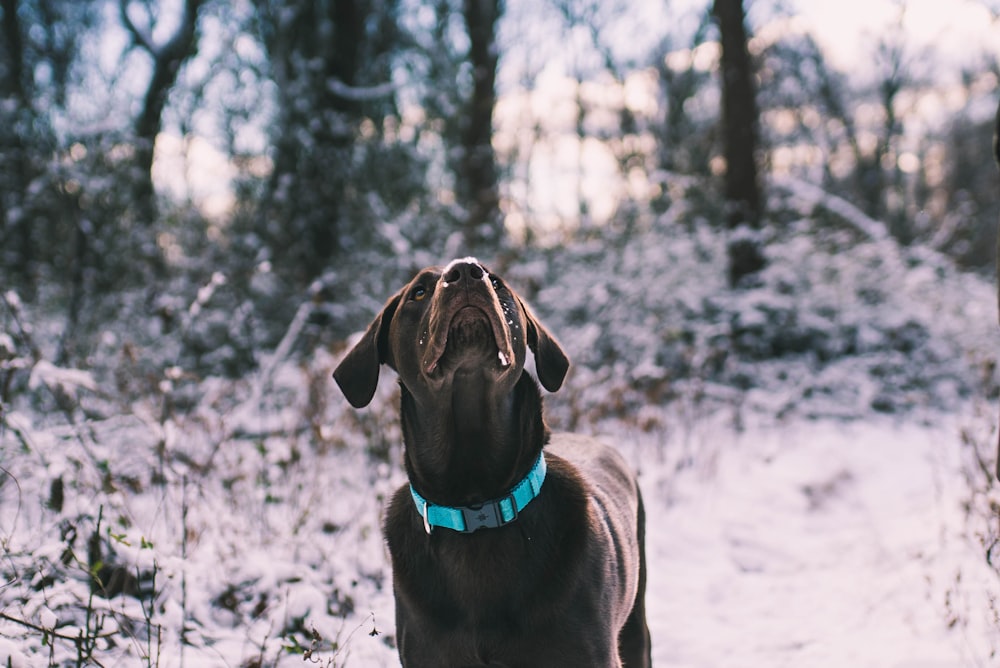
[[518, 296, 570, 392], [333, 291, 402, 408]]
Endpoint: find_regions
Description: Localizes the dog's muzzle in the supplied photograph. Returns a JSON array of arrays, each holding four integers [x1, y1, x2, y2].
[[422, 258, 516, 376]]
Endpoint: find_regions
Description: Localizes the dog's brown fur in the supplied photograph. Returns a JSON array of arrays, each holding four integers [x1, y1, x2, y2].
[[334, 259, 651, 667]]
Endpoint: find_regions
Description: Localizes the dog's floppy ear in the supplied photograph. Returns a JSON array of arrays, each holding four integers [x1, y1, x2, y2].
[[333, 291, 402, 408], [518, 296, 570, 392]]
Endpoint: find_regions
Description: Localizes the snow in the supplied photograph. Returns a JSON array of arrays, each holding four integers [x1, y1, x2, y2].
[[1, 199, 998, 666], [2, 376, 996, 666], [643, 414, 994, 667], [27, 359, 98, 395]]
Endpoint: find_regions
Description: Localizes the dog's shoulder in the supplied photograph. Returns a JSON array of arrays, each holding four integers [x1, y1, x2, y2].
[[546, 432, 637, 495], [545, 433, 641, 550]]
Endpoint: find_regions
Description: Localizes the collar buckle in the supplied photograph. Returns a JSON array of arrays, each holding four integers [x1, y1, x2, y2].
[[459, 493, 516, 533]]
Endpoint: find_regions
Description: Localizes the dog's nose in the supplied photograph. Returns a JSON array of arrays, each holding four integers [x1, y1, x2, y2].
[[442, 259, 485, 286]]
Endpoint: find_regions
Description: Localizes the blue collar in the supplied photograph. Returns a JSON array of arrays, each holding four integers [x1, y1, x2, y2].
[[409, 453, 547, 534]]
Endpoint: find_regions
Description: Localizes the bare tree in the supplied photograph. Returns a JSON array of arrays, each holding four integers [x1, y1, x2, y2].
[[712, 0, 765, 286], [994, 96, 999, 480], [0, 0, 96, 292], [458, 0, 503, 252], [654, 10, 715, 179], [0, 0, 34, 282], [995, 96, 1000, 327], [119, 0, 206, 226], [248, 0, 404, 284]]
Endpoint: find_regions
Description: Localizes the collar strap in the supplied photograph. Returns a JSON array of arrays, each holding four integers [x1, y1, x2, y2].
[[409, 453, 547, 534]]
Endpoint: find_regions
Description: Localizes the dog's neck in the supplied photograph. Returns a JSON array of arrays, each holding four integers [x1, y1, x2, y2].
[[399, 372, 547, 507]]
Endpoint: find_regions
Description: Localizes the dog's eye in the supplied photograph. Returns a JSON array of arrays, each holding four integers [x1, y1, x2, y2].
[[411, 286, 427, 301]]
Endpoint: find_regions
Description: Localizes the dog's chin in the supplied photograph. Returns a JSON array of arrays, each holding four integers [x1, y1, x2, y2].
[[424, 308, 516, 382]]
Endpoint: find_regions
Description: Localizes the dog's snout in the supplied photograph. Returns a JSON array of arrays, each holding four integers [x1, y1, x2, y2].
[[442, 259, 485, 286]]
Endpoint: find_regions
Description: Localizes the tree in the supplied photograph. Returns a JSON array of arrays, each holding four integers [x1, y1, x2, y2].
[[0, 0, 93, 290], [119, 0, 207, 228], [712, 0, 764, 287], [0, 0, 38, 285], [994, 95, 999, 481], [653, 10, 715, 179], [250, 0, 404, 284], [995, 95, 1000, 327], [456, 0, 503, 253]]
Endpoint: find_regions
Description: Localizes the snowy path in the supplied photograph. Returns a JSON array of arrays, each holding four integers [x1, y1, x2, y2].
[[642, 416, 992, 667]]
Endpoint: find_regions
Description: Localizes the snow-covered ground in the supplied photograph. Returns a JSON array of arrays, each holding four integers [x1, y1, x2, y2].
[[2, 198, 998, 666], [643, 412, 997, 667], [338, 408, 1000, 667], [2, 381, 997, 666]]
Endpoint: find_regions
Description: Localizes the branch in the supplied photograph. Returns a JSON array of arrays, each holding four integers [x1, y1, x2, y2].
[[118, 0, 156, 55], [773, 176, 890, 243], [159, 0, 205, 62], [0, 611, 120, 644], [327, 78, 398, 102]]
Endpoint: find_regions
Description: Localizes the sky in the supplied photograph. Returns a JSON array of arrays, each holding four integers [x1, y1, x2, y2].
[[150, 0, 1000, 228], [494, 0, 1000, 235], [791, 0, 999, 71]]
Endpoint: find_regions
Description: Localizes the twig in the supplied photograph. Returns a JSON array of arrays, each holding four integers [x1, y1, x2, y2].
[[0, 465, 23, 549], [0, 290, 40, 361], [118, 0, 157, 55], [253, 286, 317, 405], [180, 474, 189, 666], [200, 288, 316, 474], [0, 611, 119, 644]]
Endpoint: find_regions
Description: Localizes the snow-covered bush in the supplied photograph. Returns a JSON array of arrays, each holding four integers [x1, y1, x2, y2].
[[506, 188, 997, 429], [2, 181, 998, 665]]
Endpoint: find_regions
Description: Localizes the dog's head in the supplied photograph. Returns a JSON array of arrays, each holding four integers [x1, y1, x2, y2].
[[333, 257, 569, 408]]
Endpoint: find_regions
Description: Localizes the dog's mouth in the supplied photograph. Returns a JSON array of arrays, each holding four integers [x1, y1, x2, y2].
[[423, 304, 515, 377]]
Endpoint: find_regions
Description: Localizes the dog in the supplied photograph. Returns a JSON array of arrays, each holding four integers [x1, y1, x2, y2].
[[334, 257, 651, 667]]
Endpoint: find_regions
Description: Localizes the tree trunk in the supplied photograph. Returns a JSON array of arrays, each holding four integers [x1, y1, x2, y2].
[[459, 0, 502, 253], [254, 0, 365, 282], [120, 0, 205, 226], [994, 97, 999, 327], [713, 0, 765, 286], [0, 0, 33, 285], [994, 97, 1000, 481]]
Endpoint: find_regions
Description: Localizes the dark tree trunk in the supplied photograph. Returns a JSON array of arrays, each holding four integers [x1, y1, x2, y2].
[[254, 0, 398, 283], [713, 0, 765, 286], [994, 97, 999, 327], [120, 0, 205, 226], [459, 0, 502, 253], [1, 0, 26, 105], [995, 98, 1000, 481], [0, 0, 33, 285]]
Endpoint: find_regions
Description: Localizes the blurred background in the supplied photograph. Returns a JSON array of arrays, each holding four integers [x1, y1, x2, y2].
[[0, 0, 998, 364]]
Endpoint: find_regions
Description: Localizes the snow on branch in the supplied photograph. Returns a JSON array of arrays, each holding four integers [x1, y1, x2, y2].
[[773, 176, 890, 243], [118, 0, 157, 55], [326, 78, 398, 102]]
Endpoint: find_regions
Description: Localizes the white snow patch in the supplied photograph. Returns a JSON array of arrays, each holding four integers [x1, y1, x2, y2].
[[27, 360, 98, 394], [642, 413, 992, 667]]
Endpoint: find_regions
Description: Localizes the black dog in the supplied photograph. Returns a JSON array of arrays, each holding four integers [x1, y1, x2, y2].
[[334, 258, 651, 667]]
